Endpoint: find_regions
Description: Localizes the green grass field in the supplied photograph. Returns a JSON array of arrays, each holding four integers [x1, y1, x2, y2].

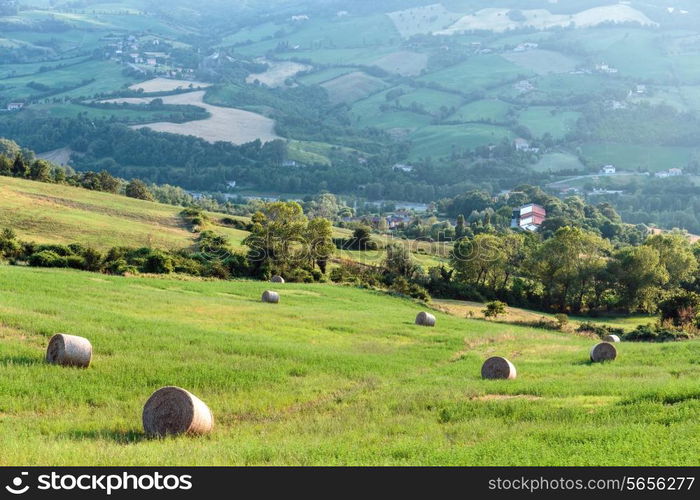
[[448, 99, 512, 123], [409, 124, 514, 160], [0, 59, 134, 101], [0, 176, 247, 250], [419, 55, 530, 95], [518, 107, 581, 140], [534, 152, 586, 173], [0, 266, 698, 465], [581, 143, 698, 172]]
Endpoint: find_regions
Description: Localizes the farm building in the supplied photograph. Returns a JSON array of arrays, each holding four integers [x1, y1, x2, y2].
[[514, 138, 539, 153], [511, 203, 546, 232], [655, 168, 683, 178], [599, 165, 616, 175], [6, 102, 24, 111]]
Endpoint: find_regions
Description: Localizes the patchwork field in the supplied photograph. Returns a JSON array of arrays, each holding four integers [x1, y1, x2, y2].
[[387, 3, 459, 38], [518, 107, 581, 140], [502, 49, 580, 75], [246, 60, 312, 88], [419, 55, 530, 94], [436, 6, 657, 35], [448, 99, 512, 123], [128, 78, 211, 93], [409, 124, 513, 160], [1, 266, 698, 465], [321, 71, 387, 105], [533, 152, 586, 173], [130, 90, 280, 145], [0, 59, 135, 102], [371, 51, 429, 77], [581, 143, 698, 173]]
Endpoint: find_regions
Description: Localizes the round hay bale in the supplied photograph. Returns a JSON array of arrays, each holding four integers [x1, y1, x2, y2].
[[46, 334, 92, 368], [415, 311, 436, 327], [590, 342, 617, 362], [603, 334, 621, 343], [142, 386, 213, 437], [262, 290, 280, 304], [481, 356, 517, 380], [270, 275, 285, 283]]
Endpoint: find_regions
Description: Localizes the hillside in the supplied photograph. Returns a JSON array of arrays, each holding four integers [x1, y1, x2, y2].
[[0, 175, 247, 250], [0, 175, 451, 269], [1, 265, 698, 465]]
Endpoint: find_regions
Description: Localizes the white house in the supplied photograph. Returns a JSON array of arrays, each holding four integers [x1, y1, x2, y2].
[[7, 102, 24, 111], [599, 165, 616, 175], [514, 138, 530, 151]]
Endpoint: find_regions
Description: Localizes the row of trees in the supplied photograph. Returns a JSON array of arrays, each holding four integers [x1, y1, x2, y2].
[[447, 228, 697, 314]]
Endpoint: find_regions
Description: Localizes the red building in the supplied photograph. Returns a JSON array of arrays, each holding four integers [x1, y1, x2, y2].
[[511, 203, 546, 231]]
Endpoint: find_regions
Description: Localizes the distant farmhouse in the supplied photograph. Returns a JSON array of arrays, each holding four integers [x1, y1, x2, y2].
[[599, 164, 616, 175], [655, 168, 683, 178], [6, 102, 24, 111], [514, 138, 539, 153], [511, 203, 546, 232]]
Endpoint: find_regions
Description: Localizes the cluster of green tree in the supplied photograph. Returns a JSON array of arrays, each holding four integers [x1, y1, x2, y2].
[[0, 149, 159, 202], [0, 117, 287, 191], [333, 226, 379, 251], [442, 228, 699, 317], [205, 82, 393, 152], [594, 178, 700, 235], [0, 227, 249, 279], [579, 103, 700, 147], [435, 185, 646, 245], [0, 200, 336, 284], [83, 99, 210, 123], [0, 144, 250, 217]]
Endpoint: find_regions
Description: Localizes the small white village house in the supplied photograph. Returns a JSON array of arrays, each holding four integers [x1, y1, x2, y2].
[[599, 165, 616, 175], [6, 102, 24, 111]]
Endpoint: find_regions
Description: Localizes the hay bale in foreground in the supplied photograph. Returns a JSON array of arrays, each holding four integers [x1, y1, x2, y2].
[[590, 342, 617, 362], [262, 290, 280, 303], [271, 275, 285, 283], [415, 311, 436, 327], [481, 357, 517, 380], [604, 334, 621, 343], [46, 334, 92, 368], [142, 386, 213, 437]]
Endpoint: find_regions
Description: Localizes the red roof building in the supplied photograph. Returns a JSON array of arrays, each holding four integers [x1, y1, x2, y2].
[[511, 203, 546, 231]]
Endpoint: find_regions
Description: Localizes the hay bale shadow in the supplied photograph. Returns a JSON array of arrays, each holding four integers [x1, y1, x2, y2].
[[65, 429, 147, 444]]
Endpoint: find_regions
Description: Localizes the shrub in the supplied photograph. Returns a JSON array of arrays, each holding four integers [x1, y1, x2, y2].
[[33, 244, 73, 257], [142, 251, 174, 274], [28, 250, 67, 268], [66, 255, 86, 270], [554, 313, 569, 330], [577, 321, 625, 339], [483, 300, 507, 319], [659, 291, 700, 328], [623, 324, 691, 342]]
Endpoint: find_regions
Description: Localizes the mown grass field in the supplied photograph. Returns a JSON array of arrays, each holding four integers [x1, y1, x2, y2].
[[0, 176, 248, 250], [0, 266, 698, 466]]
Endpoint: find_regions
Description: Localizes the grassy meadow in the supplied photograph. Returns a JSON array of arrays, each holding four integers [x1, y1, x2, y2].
[[0, 266, 698, 466], [0, 176, 248, 250]]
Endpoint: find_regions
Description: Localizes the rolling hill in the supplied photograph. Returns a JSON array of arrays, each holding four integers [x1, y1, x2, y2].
[[0, 176, 248, 250]]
